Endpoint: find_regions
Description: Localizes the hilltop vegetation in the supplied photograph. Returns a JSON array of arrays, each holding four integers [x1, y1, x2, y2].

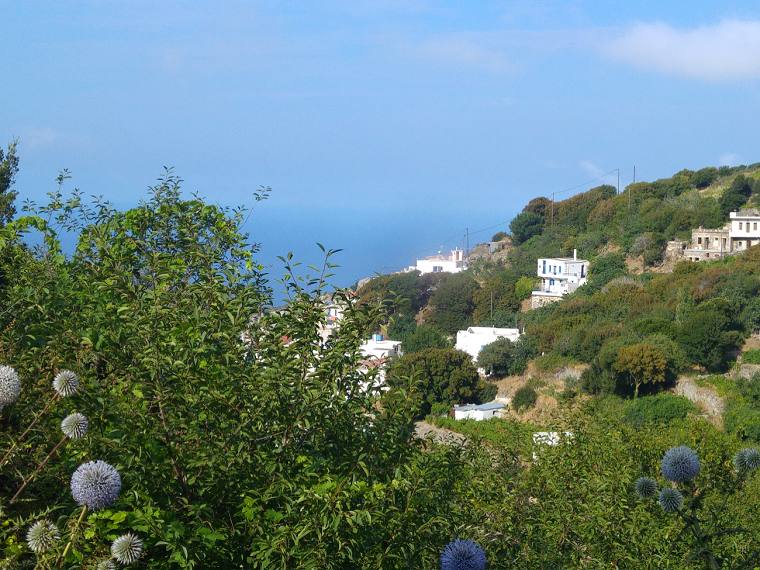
[[2, 147, 760, 568]]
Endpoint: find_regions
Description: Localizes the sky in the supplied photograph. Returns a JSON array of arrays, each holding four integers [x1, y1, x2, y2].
[[3, 1, 760, 290]]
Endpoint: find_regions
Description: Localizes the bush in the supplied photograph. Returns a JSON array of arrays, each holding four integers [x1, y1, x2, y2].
[[491, 231, 507, 242], [512, 385, 538, 411], [387, 347, 481, 416], [401, 324, 450, 353], [509, 211, 544, 244], [430, 401, 452, 417], [477, 338, 514, 377], [477, 379, 498, 403], [743, 350, 760, 365], [623, 394, 695, 426]]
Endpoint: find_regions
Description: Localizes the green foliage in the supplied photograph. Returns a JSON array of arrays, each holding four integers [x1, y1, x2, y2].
[[623, 394, 695, 426], [491, 231, 507, 242], [586, 252, 627, 291], [613, 342, 669, 399], [719, 174, 753, 216], [0, 140, 19, 226], [387, 347, 482, 416], [677, 308, 740, 372], [476, 337, 514, 377], [509, 211, 544, 244], [427, 273, 478, 335], [512, 386, 537, 411], [514, 275, 536, 300], [691, 166, 719, 189], [400, 324, 450, 353], [743, 350, 760, 365]]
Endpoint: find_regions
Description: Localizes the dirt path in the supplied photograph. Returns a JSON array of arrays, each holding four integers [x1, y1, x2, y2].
[[414, 421, 466, 445], [674, 377, 725, 428]]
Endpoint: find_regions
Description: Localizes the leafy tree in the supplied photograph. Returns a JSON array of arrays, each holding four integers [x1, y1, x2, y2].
[[514, 276, 536, 301], [691, 167, 718, 189], [0, 140, 19, 226], [401, 324, 450, 353], [613, 342, 668, 399], [509, 211, 544, 244], [719, 175, 753, 217], [677, 308, 739, 372], [387, 348, 482, 415], [472, 271, 519, 326], [427, 273, 478, 334], [491, 231, 507, 242], [586, 252, 627, 291], [477, 338, 514, 377]]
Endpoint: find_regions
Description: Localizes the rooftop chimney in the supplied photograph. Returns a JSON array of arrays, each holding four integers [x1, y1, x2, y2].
[[573, 249, 577, 260]]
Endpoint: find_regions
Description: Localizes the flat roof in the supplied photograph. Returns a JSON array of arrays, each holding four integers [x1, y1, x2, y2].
[[540, 257, 589, 262], [455, 402, 505, 411]]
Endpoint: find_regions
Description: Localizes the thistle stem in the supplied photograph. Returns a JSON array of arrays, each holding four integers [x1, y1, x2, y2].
[[0, 394, 59, 468], [10, 435, 67, 504], [57, 505, 87, 568]]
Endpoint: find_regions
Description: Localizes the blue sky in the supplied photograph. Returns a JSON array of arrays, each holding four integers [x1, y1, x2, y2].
[[3, 1, 760, 289]]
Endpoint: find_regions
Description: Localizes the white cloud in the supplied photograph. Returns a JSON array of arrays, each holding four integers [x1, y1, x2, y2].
[[719, 153, 740, 166], [579, 160, 618, 186], [414, 35, 513, 73], [21, 128, 60, 149], [607, 20, 760, 81]]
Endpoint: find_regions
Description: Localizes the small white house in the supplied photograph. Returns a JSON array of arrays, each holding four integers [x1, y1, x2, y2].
[[407, 248, 467, 275], [360, 334, 403, 360], [358, 334, 403, 388], [531, 249, 589, 309], [455, 327, 521, 362], [454, 401, 505, 421]]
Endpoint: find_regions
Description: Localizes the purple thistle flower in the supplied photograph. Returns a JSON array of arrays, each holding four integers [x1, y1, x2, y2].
[[440, 539, 487, 570], [658, 488, 684, 513], [734, 448, 760, 473], [634, 476, 657, 499], [661, 446, 700, 483], [70, 460, 121, 510]]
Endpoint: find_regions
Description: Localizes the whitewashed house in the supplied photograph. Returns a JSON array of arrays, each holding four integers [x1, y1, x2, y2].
[[358, 334, 403, 389], [407, 248, 467, 275], [531, 250, 589, 309], [454, 401, 505, 421], [455, 327, 521, 363]]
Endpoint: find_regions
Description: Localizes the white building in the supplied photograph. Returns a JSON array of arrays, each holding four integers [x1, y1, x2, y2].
[[532, 431, 574, 460], [455, 327, 521, 362], [729, 209, 760, 252], [454, 401, 505, 421], [358, 334, 403, 388], [407, 248, 467, 275], [531, 250, 589, 309]]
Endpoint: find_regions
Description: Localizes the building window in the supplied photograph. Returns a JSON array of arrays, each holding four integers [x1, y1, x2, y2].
[[739, 222, 743, 230], [754, 222, 758, 231], [697, 237, 702, 245]]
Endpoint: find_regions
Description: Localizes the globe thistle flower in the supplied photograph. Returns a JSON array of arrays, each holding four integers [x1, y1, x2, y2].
[[440, 538, 487, 570], [661, 446, 700, 483], [111, 533, 143, 565], [61, 412, 88, 439], [26, 519, 60, 554], [53, 370, 79, 397], [96, 559, 117, 570], [70, 460, 121, 510], [0, 365, 21, 408], [734, 447, 760, 473], [658, 487, 684, 513], [634, 476, 658, 499]]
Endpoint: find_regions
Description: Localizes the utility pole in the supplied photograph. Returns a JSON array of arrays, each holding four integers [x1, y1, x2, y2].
[[617, 168, 620, 195], [490, 291, 494, 326], [633, 165, 636, 184], [465, 227, 469, 259], [551, 192, 555, 225]]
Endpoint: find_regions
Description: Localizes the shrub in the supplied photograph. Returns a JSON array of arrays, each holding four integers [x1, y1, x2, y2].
[[509, 211, 544, 244], [512, 386, 538, 411], [477, 338, 514, 377], [623, 394, 695, 426], [491, 231, 507, 242], [743, 350, 760, 365]]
